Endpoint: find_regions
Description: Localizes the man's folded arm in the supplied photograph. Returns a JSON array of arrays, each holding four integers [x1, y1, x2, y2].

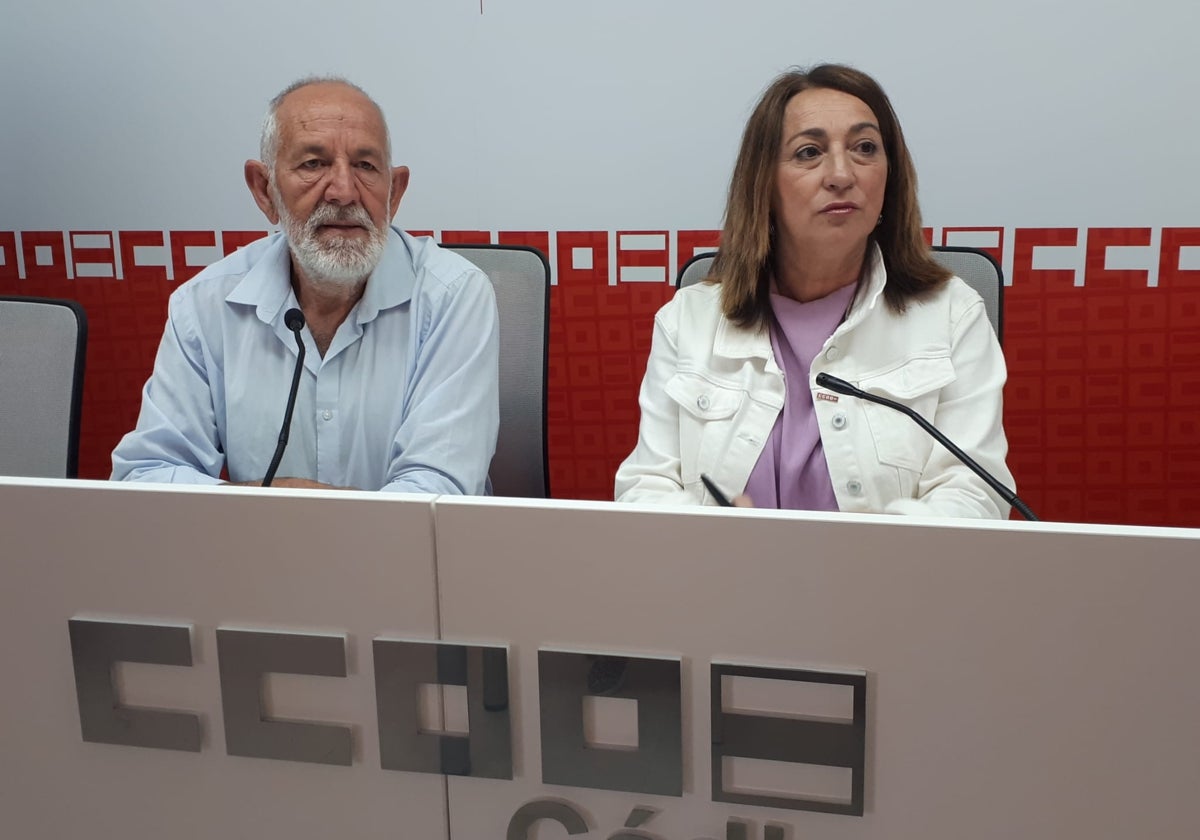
[[111, 296, 226, 485], [380, 269, 500, 496]]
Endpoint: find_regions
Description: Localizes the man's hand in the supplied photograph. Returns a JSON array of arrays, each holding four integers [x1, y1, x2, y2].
[[270, 477, 353, 490], [225, 478, 359, 490]]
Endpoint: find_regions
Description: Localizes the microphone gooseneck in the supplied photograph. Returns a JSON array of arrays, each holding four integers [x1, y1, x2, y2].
[[262, 308, 307, 487], [814, 372, 1038, 521]]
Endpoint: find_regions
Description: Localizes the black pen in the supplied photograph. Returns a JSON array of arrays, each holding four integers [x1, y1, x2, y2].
[[700, 473, 733, 507]]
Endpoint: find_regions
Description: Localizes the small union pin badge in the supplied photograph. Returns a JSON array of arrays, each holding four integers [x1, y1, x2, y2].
[[816, 392, 839, 403]]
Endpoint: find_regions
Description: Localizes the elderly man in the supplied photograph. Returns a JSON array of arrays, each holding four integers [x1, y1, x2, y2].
[[111, 78, 499, 493]]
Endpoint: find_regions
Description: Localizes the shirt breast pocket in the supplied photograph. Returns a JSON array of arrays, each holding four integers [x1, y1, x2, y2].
[[858, 355, 956, 474], [665, 373, 744, 484]]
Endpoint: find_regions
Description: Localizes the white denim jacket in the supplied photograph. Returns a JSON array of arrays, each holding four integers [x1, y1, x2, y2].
[[615, 247, 1014, 519]]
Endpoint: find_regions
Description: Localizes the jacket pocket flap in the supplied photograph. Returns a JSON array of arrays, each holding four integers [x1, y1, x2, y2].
[[665, 373, 743, 420], [859, 355, 956, 400]]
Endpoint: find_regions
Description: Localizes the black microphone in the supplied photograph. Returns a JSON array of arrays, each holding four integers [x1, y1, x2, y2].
[[262, 308, 307, 487], [814, 372, 1038, 521]]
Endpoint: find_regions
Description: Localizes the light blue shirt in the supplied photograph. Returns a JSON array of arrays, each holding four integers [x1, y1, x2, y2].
[[111, 228, 499, 494]]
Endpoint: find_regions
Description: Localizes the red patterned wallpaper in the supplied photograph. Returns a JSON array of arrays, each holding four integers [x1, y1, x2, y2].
[[2, 227, 1196, 528]]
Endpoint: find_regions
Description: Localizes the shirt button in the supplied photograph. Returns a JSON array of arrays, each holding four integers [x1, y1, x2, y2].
[[831, 412, 848, 430], [846, 479, 863, 496], [697, 395, 711, 411], [322, 409, 333, 421], [826, 346, 841, 361]]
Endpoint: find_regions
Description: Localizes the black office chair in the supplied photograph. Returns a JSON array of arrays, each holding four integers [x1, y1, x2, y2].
[[0, 296, 88, 477], [676, 245, 1004, 342]]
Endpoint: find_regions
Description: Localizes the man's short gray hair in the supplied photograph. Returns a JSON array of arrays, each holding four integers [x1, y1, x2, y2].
[[259, 76, 391, 171]]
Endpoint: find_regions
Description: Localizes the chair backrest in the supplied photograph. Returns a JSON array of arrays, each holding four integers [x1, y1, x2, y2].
[[0, 296, 88, 478], [676, 245, 1004, 341], [677, 251, 718, 291], [445, 244, 550, 498], [928, 246, 1003, 341]]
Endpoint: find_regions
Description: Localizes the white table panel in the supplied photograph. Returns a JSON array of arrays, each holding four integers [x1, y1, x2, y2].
[[0, 478, 446, 840], [434, 498, 1200, 840]]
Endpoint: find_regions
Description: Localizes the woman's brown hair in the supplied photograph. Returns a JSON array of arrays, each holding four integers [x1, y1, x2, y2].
[[714, 64, 949, 327]]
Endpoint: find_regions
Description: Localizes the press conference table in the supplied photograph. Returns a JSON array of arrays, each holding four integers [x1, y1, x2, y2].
[[1, 476, 1197, 839]]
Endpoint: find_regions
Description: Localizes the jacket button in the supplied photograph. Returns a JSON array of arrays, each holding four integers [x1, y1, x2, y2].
[[697, 395, 711, 411], [322, 409, 333, 421], [831, 412, 848, 430], [846, 479, 863, 496]]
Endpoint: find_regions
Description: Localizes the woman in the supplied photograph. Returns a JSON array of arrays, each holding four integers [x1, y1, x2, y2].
[[615, 64, 1014, 518]]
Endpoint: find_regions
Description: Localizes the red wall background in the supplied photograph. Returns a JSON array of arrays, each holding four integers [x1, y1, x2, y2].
[[2, 226, 1198, 528]]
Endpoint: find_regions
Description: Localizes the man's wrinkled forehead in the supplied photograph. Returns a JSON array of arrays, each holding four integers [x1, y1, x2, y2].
[[275, 82, 390, 158]]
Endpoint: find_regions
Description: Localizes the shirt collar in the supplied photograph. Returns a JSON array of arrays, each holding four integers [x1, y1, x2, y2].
[[355, 227, 415, 325], [714, 314, 772, 361], [712, 242, 888, 362], [225, 226, 415, 327], [840, 242, 887, 332], [225, 233, 294, 325]]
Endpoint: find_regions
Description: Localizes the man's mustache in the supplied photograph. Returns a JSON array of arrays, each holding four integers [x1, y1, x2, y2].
[[306, 204, 374, 230]]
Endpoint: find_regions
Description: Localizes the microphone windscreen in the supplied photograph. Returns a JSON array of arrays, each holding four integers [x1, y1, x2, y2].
[[815, 372, 857, 396], [284, 308, 305, 331]]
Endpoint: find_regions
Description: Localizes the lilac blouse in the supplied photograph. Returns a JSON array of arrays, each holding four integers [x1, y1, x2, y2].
[[743, 281, 857, 510]]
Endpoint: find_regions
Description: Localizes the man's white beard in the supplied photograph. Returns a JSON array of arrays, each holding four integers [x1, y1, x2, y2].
[[272, 182, 389, 289]]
